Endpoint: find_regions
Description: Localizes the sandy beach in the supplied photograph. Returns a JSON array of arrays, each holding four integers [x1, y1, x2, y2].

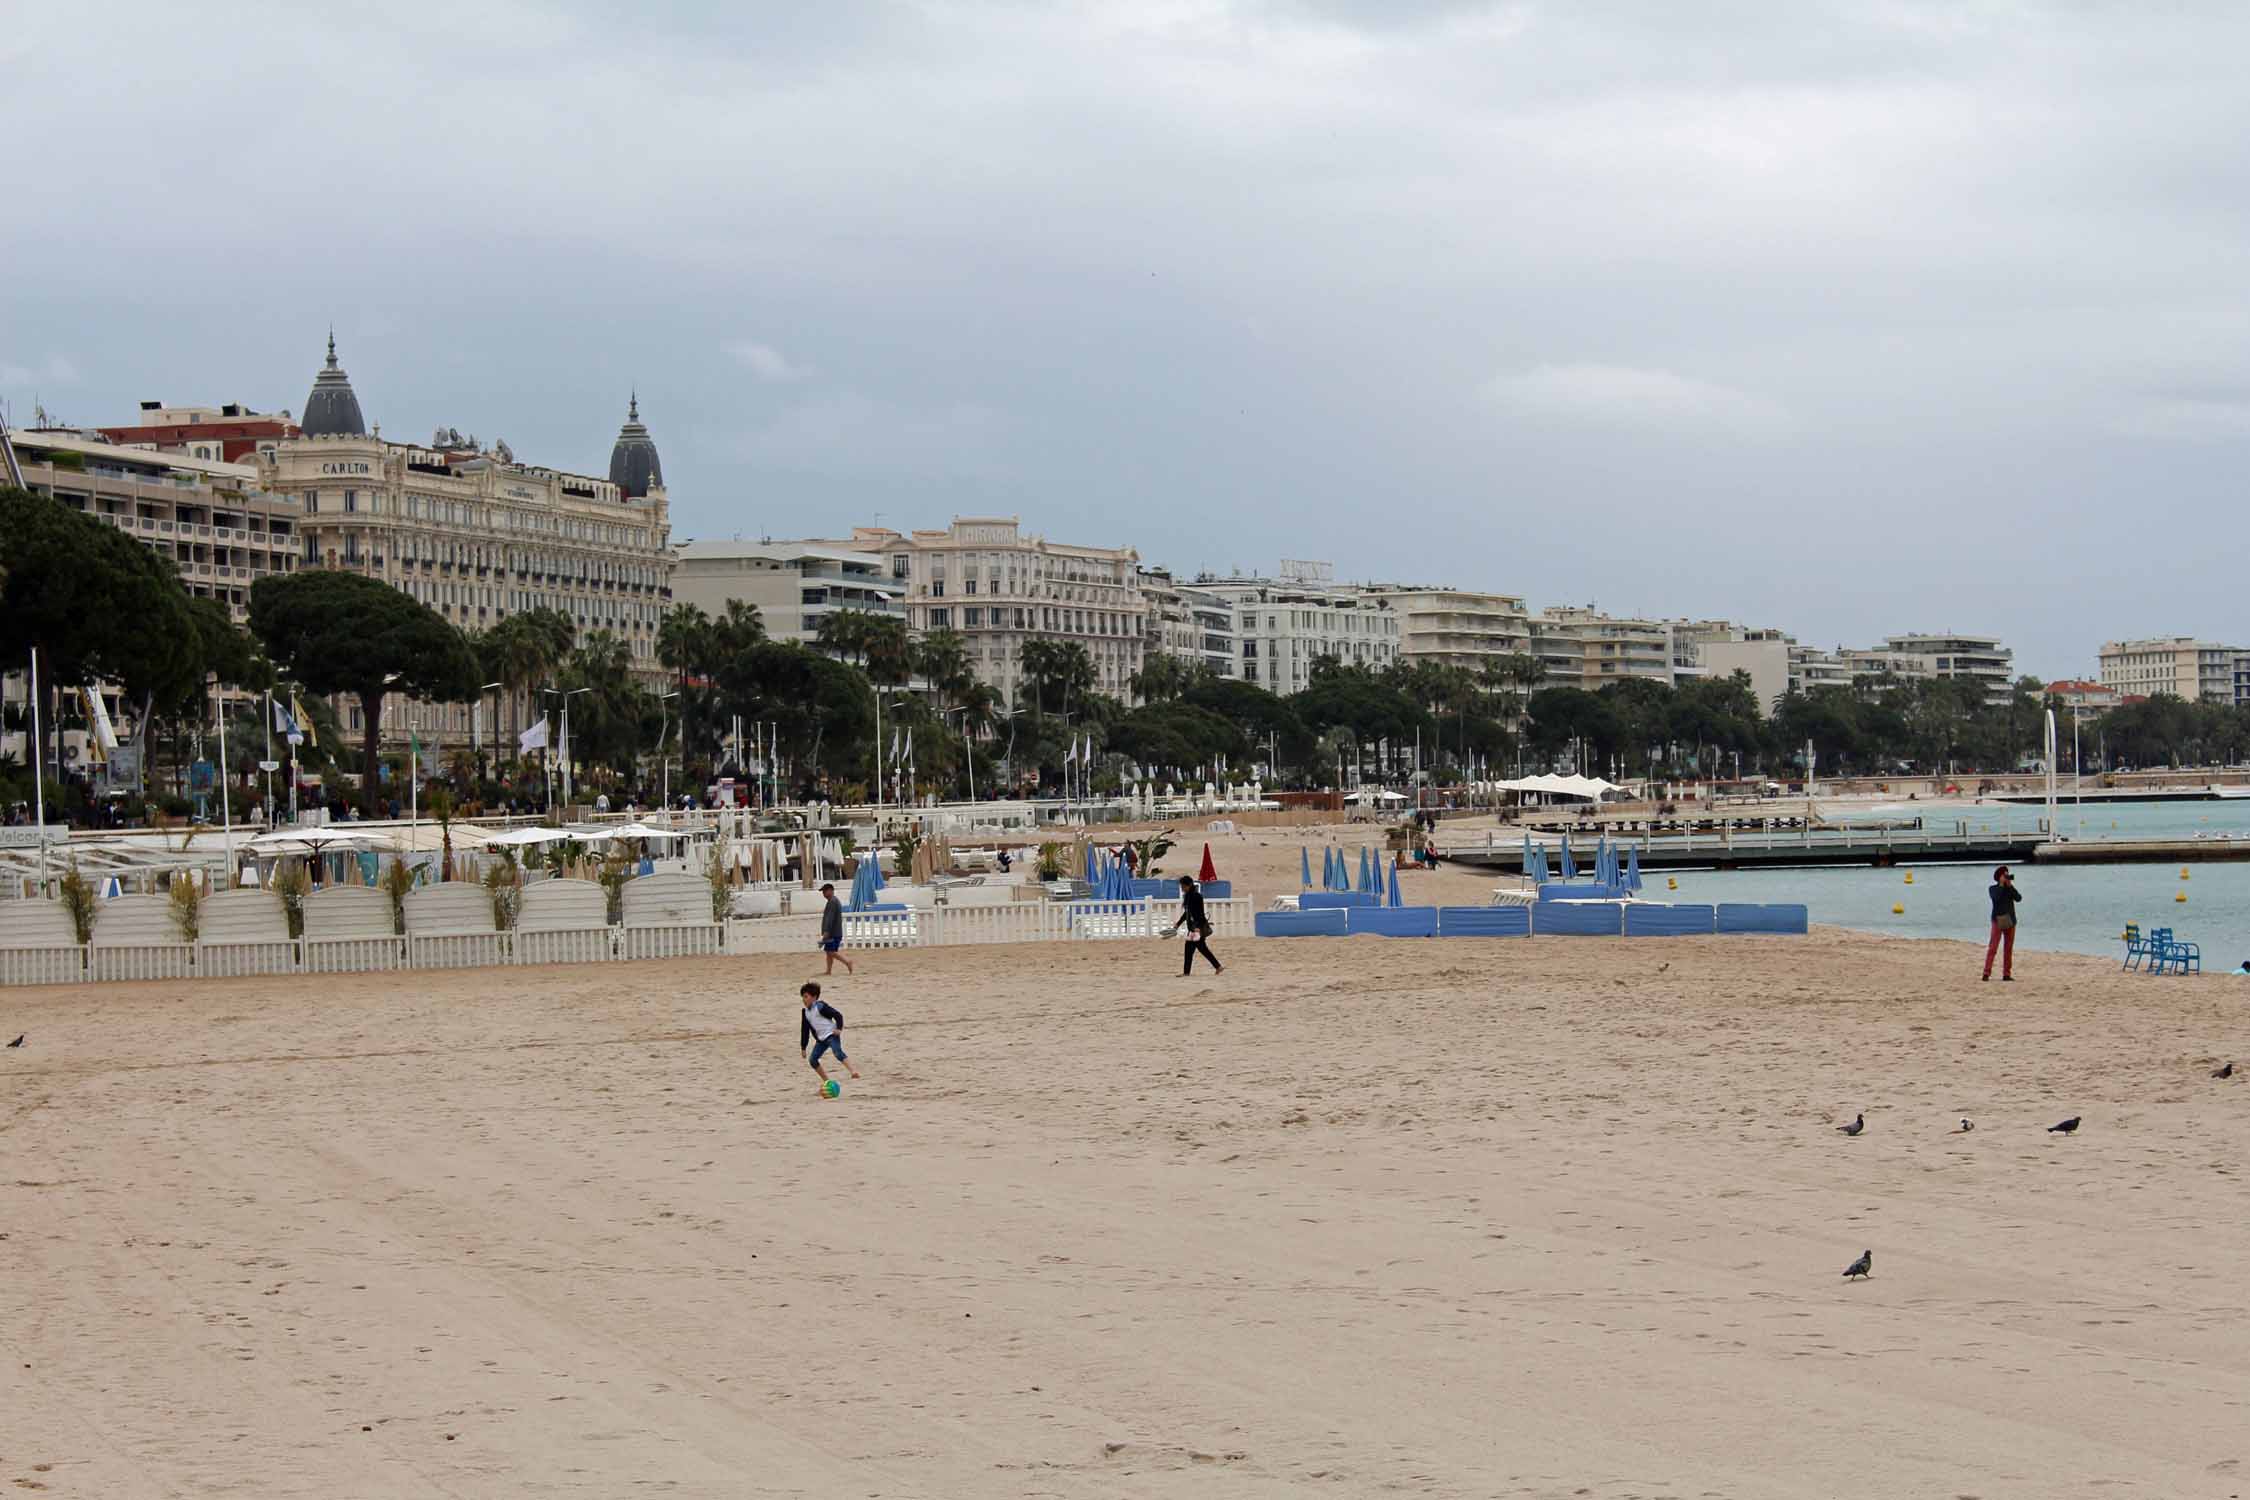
[[5, 874, 2249, 1495]]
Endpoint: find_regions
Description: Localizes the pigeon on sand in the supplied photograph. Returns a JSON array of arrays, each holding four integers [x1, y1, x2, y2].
[[1843, 1250, 1872, 1279], [1837, 1113, 1864, 1136], [2048, 1116, 2081, 1134]]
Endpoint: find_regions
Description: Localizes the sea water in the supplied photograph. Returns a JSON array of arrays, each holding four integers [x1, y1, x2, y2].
[[1674, 798, 2250, 961]]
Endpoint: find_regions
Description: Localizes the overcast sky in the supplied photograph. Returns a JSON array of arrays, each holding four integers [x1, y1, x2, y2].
[[7, 1, 2249, 677]]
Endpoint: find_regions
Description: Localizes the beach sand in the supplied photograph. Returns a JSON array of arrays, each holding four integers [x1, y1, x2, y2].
[[4, 914, 2248, 1496]]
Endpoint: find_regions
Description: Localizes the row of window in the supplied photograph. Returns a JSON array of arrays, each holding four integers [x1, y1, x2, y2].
[[297, 489, 654, 549]]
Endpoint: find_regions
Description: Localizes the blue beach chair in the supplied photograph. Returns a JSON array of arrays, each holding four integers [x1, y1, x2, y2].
[[2122, 923, 2149, 971]]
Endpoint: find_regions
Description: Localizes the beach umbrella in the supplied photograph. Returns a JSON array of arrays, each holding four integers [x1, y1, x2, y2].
[[1355, 846, 1369, 892], [1300, 845, 1313, 890], [1521, 835, 1535, 881], [847, 858, 876, 912], [1199, 844, 1217, 884], [1626, 845, 1642, 892], [1535, 840, 1551, 884], [870, 849, 887, 892], [1560, 834, 1577, 881], [1388, 859, 1403, 908]]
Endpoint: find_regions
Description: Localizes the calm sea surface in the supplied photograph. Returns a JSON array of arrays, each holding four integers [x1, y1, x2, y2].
[[1670, 798, 2250, 961]]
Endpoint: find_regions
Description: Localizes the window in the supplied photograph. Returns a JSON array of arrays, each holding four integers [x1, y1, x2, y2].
[[343, 490, 357, 514], [930, 580, 945, 598], [964, 577, 977, 595], [929, 607, 952, 629], [305, 492, 320, 514], [964, 607, 984, 627]]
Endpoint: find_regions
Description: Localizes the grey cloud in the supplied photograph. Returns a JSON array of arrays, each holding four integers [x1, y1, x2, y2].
[[8, 1, 2250, 672]]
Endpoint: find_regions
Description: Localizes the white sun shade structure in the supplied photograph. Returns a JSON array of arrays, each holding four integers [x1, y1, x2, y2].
[[593, 823, 690, 842], [479, 826, 588, 848], [246, 827, 398, 855]]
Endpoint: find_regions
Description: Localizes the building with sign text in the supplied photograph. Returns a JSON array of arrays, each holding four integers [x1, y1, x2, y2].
[[256, 337, 675, 750]]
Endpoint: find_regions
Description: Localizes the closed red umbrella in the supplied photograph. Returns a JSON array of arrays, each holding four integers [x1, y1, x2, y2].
[[1198, 843, 1217, 883]]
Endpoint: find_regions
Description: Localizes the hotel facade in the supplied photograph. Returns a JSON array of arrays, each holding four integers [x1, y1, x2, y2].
[[827, 518, 1148, 707], [254, 339, 676, 746]]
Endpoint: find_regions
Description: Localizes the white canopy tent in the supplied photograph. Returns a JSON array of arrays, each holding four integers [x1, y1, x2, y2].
[[1490, 774, 1625, 802]]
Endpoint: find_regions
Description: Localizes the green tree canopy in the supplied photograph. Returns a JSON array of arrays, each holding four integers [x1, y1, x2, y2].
[[248, 570, 481, 813], [0, 486, 203, 704]]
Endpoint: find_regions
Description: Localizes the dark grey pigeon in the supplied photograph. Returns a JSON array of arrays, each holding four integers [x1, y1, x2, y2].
[[5, 1035, 20, 1048], [1837, 1113, 1864, 1136], [2215, 1062, 2234, 1080], [1843, 1250, 1872, 1279], [2048, 1116, 2081, 1134], [1957, 1119, 1974, 1133]]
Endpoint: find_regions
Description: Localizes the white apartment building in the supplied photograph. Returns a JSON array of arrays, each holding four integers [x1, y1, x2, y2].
[[834, 518, 1147, 706], [672, 539, 903, 642], [1878, 632, 2014, 703], [1363, 586, 1533, 673], [1138, 568, 1238, 680], [1191, 562, 1401, 695], [9, 428, 303, 620], [1529, 607, 1673, 690], [2098, 637, 2245, 703], [257, 337, 676, 745], [1668, 619, 1790, 685]]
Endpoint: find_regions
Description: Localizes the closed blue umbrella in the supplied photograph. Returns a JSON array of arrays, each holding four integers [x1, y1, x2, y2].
[[1535, 840, 1551, 884], [1560, 834, 1577, 881], [1356, 846, 1371, 893], [1387, 859, 1402, 908], [1521, 835, 1535, 881], [1626, 845, 1642, 892], [1301, 845, 1313, 890]]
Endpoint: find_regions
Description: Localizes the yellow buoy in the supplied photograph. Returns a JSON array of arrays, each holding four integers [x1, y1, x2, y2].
[[1667, 877, 1678, 890], [1893, 902, 1905, 915], [2176, 889, 2188, 903], [1903, 871, 1914, 884]]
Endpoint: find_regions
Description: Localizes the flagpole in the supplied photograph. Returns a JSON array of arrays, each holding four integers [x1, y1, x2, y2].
[[214, 674, 235, 883], [30, 649, 47, 892], [262, 690, 274, 829]]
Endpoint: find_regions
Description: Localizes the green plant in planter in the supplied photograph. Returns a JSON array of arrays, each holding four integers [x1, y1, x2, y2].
[[706, 841, 733, 922], [379, 857, 416, 935], [892, 824, 924, 879], [483, 847, 521, 931], [1130, 829, 1176, 878], [273, 862, 311, 939], [167, 872, 205, 943], [597, 848, 635, 925], [426, 786, 456, 881], [1036, 840, 1065, 881], [57, 860, 98, 945]]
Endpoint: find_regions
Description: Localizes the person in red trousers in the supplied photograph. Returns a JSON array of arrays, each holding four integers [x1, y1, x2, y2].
[[1983, 865, 2021, 981]]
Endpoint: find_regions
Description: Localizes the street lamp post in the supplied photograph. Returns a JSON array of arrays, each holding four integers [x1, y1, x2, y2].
[[475, 681, 502, 779], [541, 686, 590, 814], [656, 690, 680, 811]]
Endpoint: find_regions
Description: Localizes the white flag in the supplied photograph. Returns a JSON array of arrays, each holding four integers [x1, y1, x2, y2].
[[1082, 734, 1093, 765], [519, 715, 549, 752], [556, 710, 570, 768], [1064, 738, 1076, 766]]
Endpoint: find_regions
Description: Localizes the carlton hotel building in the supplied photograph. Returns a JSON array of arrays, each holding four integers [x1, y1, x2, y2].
[[257, 338, 675, 747]]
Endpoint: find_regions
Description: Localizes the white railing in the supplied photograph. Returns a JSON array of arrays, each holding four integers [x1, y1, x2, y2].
[[2, 897, 1254, 985]]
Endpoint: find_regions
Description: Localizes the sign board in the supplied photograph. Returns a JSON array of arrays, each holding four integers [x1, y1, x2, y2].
[[0, 825, 66, 849], [257, 760, 281, 773], [190, 759, 215, 795]]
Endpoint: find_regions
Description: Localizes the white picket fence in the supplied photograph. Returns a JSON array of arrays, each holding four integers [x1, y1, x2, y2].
[[0, 894, 1251, 985]]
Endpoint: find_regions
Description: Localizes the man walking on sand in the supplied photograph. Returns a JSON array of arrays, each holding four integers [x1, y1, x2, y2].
[[1983, 864, 2021, 982], [799, 982, 859, 1093], [818, 881, 854, 975]]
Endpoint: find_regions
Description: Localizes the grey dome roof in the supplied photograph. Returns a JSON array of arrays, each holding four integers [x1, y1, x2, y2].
[[608, 393, 663, 497], [301, 332, 367, 438]]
